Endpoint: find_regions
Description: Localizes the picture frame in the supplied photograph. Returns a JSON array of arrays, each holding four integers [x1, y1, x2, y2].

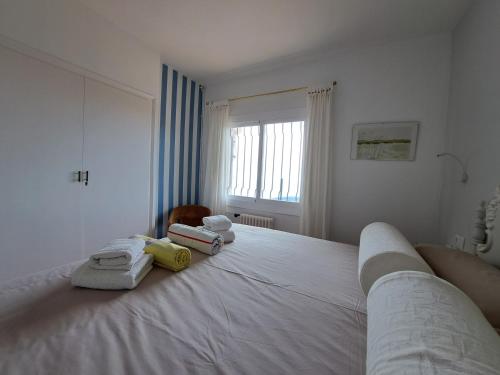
[[351, 121, 419, 161]]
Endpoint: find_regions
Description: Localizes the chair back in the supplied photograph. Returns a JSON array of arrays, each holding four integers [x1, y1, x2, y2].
[[168, 205, 211, 228]]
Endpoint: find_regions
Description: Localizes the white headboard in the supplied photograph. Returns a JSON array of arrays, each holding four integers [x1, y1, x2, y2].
[[472, 185, 500, 262]]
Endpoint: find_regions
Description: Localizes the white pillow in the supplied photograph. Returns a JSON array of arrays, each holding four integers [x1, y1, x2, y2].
[[358, 222, 433, 295], [367, 271, 500, 375]]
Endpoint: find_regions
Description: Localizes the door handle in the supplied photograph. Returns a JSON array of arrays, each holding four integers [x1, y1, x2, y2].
[[83, 171, 89, 186], [76, 171, 82, 183]]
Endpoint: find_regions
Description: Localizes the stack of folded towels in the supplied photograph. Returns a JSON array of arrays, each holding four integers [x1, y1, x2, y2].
[[199, 215, 235, 243], [71, 238, 153, 290]]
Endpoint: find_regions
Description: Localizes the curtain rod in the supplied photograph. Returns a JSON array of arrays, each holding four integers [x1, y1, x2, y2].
[[206, 81, 337, 105]]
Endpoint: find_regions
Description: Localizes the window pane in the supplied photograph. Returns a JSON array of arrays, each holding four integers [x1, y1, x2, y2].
[[261, 121, 304, 202], [229, 125, 260, 198]]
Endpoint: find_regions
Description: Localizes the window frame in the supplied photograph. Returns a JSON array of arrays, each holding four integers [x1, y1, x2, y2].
[[228, 118, 305, 217]]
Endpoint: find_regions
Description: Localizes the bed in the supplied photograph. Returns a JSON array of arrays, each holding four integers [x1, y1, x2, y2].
[[0, 224, 367, 375]]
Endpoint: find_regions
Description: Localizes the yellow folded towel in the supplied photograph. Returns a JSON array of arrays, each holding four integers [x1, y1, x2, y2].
[[144, 239, 191, 272]]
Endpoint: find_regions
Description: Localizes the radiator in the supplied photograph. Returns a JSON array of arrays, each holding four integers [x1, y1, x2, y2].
[[239, 213, 274, 229]]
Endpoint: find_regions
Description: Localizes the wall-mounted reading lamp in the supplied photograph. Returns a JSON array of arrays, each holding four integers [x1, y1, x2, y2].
[[437, 152, 469, 183]]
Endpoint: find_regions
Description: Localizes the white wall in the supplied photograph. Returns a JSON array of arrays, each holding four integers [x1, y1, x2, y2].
[[439, 0, 500, 265], [207, 34, 452, 244], [0, 0, 160, 97]]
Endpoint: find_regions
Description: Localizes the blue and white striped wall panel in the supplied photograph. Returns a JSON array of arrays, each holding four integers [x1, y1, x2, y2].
[[156, 64, 203, 237]]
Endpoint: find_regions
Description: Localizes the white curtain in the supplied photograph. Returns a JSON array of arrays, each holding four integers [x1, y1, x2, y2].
[[201, 102, 231, 214], [300, 87, 334, 239]]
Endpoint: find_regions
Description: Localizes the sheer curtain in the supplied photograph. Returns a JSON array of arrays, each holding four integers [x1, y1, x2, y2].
[[201, 102, 231, 214], [299, 86, 334, 239]]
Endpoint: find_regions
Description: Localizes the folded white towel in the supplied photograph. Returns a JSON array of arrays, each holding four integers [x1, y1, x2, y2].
[[72, 253, 153, 290], [202, 215, 232, 231], [168, 223, 223, 255], [197, 226, 235, 243], [89, 239, 145, 270]]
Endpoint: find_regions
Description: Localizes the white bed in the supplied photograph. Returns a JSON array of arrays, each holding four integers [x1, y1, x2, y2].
[[0, 224, 366, 375]]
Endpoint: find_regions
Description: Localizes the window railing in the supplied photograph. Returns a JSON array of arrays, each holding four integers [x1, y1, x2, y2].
[[229, 121, 304, 203]]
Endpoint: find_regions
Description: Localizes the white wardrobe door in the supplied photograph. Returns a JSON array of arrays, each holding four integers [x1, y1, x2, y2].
[[82, 79, 151, 255], [0, 46, 84, 282]]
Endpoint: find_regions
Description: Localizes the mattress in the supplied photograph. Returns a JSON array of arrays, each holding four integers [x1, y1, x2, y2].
[[0, 224, 367, 375]]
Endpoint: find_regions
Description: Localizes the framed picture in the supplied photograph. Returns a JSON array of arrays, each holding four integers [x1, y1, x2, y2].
[[351, 121, 419, 161]]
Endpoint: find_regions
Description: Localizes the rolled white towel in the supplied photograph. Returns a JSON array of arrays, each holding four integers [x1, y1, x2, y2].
[[89, 239, 145, 270], [168, 223, 223, 255], [197, 226, 235, 243], [220, 230, 235, 243], [202, 215, 232, 231], [72, 253, 153, 290]]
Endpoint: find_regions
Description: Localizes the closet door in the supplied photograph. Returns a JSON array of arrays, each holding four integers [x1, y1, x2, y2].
[[82, 79, 151, 255], [0, 46, 84, 282]]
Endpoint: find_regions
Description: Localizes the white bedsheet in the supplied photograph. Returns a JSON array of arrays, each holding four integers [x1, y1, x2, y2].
[[0, 224, 366, 375]]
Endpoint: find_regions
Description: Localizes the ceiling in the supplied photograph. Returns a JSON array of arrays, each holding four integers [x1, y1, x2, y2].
[[79, 0, 471, 81]]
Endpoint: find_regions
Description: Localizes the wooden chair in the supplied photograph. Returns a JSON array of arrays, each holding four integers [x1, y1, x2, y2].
[[167, 205, 211, 229]]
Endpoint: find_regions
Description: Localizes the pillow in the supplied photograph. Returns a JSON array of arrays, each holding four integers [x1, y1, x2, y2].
[[367, 270, 500, 375], [358, 222, 434, 295], [416, 243, 500, 332]]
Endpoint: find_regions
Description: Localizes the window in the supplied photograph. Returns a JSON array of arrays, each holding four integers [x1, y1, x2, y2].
[[229, 121, 304, 204]]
